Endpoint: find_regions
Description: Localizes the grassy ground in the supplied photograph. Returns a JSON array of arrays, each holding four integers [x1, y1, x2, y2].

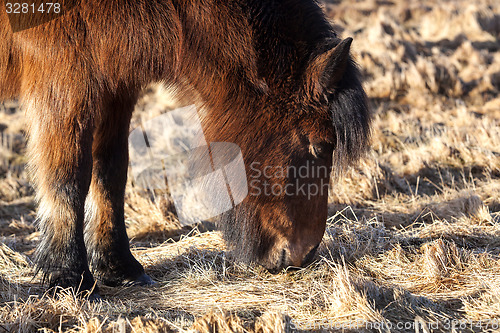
[[1, 0, 499, 331]]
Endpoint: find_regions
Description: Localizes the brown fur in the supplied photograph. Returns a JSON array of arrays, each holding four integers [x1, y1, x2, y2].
[[0, 0, 370, 294]]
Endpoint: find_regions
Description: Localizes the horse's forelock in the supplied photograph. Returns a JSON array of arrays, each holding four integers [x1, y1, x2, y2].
[[329, 60, 371, 176]]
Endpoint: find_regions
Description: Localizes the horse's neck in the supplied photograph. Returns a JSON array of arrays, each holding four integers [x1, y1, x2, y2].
[[172, 0, 265, 113]]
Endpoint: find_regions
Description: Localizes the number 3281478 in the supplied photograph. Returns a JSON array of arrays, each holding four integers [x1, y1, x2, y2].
[[5, 3, 61, 14]]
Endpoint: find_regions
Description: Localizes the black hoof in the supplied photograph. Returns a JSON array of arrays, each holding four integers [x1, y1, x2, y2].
[[122, 273, 156, 287]]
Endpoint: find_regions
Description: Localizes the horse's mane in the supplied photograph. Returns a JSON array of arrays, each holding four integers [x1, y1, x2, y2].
[[242, 0, 338, 87]]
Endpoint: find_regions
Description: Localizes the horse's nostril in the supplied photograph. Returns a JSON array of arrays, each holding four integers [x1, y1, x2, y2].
[[302, 244, 319, 266]]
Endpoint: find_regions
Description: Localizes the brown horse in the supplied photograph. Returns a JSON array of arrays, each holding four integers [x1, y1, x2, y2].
[[0, 0, 370, 296]]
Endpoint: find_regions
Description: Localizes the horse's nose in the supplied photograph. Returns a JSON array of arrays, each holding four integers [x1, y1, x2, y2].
[[266, 248, 291, 274], [265, 243, 320, 273]]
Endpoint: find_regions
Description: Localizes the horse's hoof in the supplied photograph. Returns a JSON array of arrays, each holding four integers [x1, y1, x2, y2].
[[122, 273, 155, 287]]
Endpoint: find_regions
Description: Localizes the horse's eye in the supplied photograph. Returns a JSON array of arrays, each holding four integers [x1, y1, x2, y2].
[[309, 142, 334, 159]]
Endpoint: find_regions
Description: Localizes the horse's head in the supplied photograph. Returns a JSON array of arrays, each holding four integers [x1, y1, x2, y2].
[[202, 37, 370, 272]]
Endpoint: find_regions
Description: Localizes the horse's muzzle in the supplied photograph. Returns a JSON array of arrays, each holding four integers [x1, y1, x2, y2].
[[264, 243, 320, 274]]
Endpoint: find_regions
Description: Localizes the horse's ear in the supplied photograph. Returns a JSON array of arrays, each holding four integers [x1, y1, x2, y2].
[[306, 37, 353, 94]]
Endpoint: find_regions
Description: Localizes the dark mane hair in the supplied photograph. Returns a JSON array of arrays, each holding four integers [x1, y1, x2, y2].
[[242, 0, 338, 87], [242, 0, 370, 172], [330, 60, 371, 174]]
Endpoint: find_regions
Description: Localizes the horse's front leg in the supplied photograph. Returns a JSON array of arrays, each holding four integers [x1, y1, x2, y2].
[[25, 94, 96, 295], [84, 93, 152, 287]]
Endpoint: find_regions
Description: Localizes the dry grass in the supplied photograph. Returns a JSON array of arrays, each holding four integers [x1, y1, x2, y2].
[[1, 0, 499, 331]]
